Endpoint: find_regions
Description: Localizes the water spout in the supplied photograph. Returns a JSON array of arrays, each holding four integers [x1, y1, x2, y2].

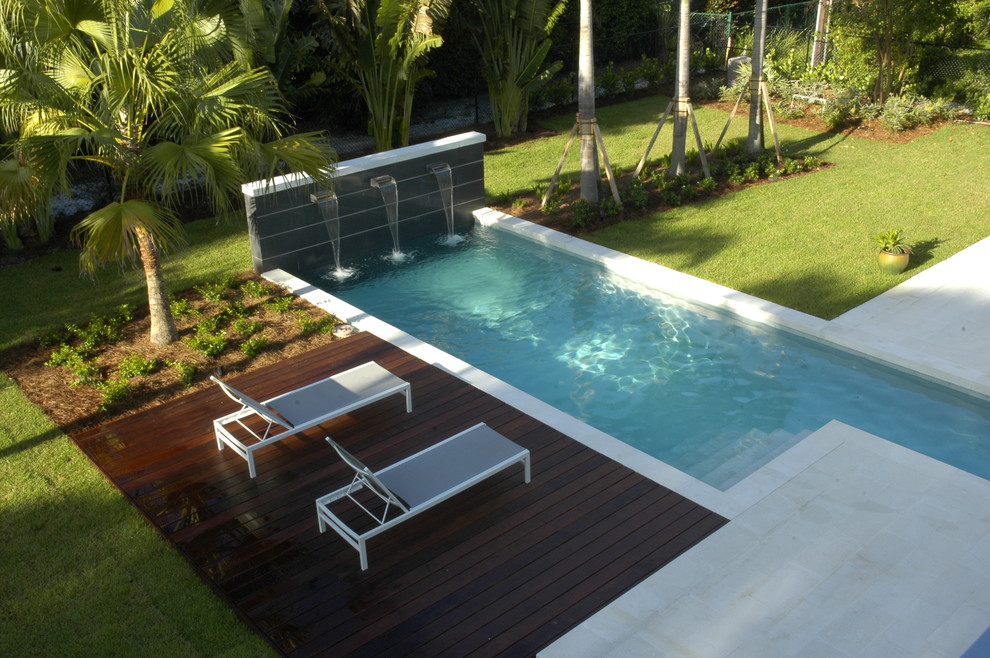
[[428, 162, 464, 246], [371, 175, 405, 261], [310, 190, 354, 280]]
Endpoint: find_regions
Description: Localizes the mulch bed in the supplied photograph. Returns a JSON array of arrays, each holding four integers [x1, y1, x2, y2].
[[0, 271, 343, 435]]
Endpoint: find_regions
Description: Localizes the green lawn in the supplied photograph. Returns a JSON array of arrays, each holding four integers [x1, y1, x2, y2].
[[1, 97, 988, 654], [487, 96, 990, 318], [0, 216, 273, 656]]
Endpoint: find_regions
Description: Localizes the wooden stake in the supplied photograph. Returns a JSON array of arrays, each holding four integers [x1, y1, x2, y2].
[[633, 101, 673, 177]]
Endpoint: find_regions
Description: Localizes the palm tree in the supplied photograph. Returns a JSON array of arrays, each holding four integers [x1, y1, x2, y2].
[[577, 0, 599, 203], [0, 0, 337, 346], [747, 0, 768, 155], [319, 0, 451, 151], [470, 0, 568, 138], [669, 0, 691, 176]]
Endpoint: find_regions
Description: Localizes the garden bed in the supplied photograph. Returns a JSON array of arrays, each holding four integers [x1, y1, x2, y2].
[[0, 271, 342, 433]]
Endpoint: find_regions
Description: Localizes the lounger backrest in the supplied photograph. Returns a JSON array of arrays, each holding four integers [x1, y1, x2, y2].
[[326, 438, 409, 510], [210, 376, 294, 429]]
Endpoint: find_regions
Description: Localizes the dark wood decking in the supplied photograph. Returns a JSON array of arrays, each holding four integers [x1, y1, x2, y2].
[[72, 333, 727, 657]]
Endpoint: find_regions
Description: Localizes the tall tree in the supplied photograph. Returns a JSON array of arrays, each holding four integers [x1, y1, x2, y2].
[[577, 0, 598, 202], [669, 0, 691, 176], [319, 0, 451, 151], [469, 0, 568, 137], [0, 0, 337, 346], [747, 0, 768, 155], [835, 0, 960, 102]]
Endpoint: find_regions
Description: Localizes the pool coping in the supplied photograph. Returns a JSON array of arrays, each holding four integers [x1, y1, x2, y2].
[[264, 209, 990, 519]]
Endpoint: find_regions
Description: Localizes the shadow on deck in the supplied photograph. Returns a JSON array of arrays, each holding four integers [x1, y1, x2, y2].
[[72, 332, 726, 657]]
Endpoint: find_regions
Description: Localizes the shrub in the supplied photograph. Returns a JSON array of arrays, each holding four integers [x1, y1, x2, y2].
[[634, 55, 664, 89], [194, 276, 238, 303], [240, 279, 273, 298], [599, 62, 623, 96], [296, 312, 337, 336], [263, 296, 295, 314], [193, 315, 224, 336], [218, 300, 250, 320], [600, 197, 622, 218], [240, 335, 269, 358], [97, 378, 132, 411], [118, 354, 158, 379], [697, 177, 718, 195], [231, 317, 264, 337], [571, 199, 595, 229], [36, 326, 73, 349], [624, 177, 649, 209], [169, 295, 199, 318], [185, 332, 228, 357], [168, 359, 198, 388]]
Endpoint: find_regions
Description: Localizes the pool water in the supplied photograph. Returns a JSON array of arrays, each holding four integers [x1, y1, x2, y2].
[[298, 227, 990, 489]]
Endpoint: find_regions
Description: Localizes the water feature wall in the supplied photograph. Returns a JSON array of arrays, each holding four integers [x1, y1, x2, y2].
[[242, 132, 486, 274]]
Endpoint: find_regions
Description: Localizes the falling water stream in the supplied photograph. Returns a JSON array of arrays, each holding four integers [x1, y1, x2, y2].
[[428, 162, 464, 246], [370, 175, 406, 262], [311, 191, 354, 280]]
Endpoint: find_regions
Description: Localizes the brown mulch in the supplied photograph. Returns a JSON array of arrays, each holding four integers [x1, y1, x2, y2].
[[0, 271, 344, 435], [700, 98, 950, 144]]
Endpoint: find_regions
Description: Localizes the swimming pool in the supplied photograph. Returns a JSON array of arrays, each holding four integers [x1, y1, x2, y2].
[[296, 226, 990, 489]]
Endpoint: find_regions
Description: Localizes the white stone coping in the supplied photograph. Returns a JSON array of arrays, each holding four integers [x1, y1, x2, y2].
[[263, 209, 990, 519], [241, 131, 487, 197]]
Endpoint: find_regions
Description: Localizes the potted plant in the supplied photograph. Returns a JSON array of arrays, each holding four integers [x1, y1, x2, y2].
[[872, 228, 912, 274]]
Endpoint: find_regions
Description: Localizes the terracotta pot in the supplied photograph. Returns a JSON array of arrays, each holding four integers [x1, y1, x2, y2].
[[877, 250, 910, 275]]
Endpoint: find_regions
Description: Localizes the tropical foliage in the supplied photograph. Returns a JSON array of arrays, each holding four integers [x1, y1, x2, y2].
[[832, 0, 962, 103], [469, 0, 569, 137], [0, 0, 336, 346], [318, 0, 451, 151]]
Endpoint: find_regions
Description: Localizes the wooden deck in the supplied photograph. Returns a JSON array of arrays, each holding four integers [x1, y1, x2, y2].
[[72, 333, 727, 657]]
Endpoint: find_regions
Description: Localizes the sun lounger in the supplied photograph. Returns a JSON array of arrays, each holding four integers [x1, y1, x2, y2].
[[316, 422, 531, 570], [211, 361, 412, 478]]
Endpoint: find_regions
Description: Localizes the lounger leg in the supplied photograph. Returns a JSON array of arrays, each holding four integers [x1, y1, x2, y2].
[[404, 386, 412, 413], [359, 539, 369, 571], [523, 454, 531, 483], [247, 451, 257, 479]]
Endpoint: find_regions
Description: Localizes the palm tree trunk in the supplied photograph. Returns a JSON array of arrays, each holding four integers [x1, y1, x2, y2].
[[747, 0, 767, 156], [135, 228, 178, 347], [578, 0, 599, 203], [669, 0, 691, 177]]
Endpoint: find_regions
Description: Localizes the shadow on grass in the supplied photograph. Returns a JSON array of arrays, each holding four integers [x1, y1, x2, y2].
[[592, 218, 736, 270], [0, 425, 65, 460], [907, 237, 944, 270], [779, 128, 852, 157], [743, 271, 882, 320]]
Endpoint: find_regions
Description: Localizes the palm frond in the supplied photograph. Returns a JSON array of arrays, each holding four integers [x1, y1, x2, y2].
[[71, 199, 185, 273]]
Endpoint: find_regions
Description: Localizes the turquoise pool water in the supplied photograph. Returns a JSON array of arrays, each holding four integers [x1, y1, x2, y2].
[[298, 227, 990, 489]]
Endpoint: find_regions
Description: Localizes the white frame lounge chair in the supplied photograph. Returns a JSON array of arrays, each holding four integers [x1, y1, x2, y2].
[[211, 361, 412, 478], [316, 422, 531, 570]]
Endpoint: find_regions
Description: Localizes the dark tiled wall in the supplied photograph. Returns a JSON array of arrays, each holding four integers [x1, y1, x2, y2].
[[244, 134, 486, 274]]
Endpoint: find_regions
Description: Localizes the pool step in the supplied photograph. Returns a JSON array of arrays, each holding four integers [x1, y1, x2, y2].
[[679, 427, 813, 490]]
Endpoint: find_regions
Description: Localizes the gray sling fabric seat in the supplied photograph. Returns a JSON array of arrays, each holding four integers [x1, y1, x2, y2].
[[211, 361, 412, 478], [316, 423, 531, 570]]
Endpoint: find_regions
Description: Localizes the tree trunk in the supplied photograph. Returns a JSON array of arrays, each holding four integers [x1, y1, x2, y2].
[[669, 0, 691, 177], [810, 0, 830, 69], [747, 0, 767, 156], [578, 0, 599, 202], [135, 228, 178, 347]]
